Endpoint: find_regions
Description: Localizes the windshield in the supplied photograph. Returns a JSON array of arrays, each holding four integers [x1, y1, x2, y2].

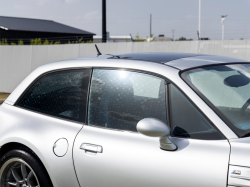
[[182, 64, 250, 137]]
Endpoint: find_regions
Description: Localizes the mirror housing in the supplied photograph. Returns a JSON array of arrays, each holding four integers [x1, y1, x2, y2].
[[137, 118, 177, 151]]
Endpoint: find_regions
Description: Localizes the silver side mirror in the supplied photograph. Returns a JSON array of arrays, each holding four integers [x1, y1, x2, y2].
[[137, 118, 177, 151]]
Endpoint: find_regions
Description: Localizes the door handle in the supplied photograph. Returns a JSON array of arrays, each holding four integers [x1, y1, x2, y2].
[[80, 143, 103, 153]]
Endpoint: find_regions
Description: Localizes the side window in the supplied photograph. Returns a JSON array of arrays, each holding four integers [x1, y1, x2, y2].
[[88, 69, 167, 132], [17, 69, 91, 122], [169, 84, 224, 140]]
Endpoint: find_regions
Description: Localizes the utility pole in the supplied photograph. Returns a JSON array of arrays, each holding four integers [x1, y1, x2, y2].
[[102, 0, 107, 43], [199, 0, 201, 39], [150, 14, 152, 38], [172, 30, 175, 40], [221, 15, 227, 40]]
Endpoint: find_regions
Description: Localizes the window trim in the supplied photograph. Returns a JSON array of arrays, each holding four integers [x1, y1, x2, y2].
[[15, 68, 92, 124], [86, 67, 169, 133]]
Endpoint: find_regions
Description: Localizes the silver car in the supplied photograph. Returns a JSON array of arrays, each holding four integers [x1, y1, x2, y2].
[[0, 52, 250, 187]]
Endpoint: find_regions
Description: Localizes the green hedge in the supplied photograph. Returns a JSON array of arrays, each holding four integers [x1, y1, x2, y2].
[[0, 38, 93, 45]]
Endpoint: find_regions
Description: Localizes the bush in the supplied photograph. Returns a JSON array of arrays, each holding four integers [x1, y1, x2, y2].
[[18, 40, 24, 45], [0, 38, 94, 45], [0, 39, 9, 45], [43, 40, 50, 45], [54, 41, 60, 45], [30, 38, 42, 45]]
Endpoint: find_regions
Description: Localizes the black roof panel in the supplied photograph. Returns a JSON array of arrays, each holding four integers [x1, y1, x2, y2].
[[0, 16, 95, 35], [109, 52, 204, 63]]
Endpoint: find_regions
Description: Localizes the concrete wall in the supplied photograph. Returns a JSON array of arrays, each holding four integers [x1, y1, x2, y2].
[[1, 40, 250, 92]]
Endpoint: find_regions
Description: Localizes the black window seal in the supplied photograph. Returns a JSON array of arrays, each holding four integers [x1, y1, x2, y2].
[[15, 67, 92, 124], [179, 62, 250, 138], [165, 83, 171, 129]]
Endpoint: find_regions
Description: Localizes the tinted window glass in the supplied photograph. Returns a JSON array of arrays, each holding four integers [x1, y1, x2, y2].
[[17, 69, 91, 122], [170, 84, 224, 140], [88, 69, 167, 132]]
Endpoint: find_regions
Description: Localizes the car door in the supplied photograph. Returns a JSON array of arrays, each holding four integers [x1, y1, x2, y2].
[[73, 69, 230, 187]]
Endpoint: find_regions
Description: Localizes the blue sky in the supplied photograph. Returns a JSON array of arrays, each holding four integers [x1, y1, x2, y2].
[[0, 0, 250, 40]]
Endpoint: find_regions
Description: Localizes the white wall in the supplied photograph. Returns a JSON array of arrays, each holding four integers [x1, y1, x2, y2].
[[1, 40, 250, 92]]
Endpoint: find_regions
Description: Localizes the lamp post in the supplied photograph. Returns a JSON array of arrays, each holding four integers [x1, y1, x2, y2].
[[221, 15, 227, 40], [102, 0, 107, 43]]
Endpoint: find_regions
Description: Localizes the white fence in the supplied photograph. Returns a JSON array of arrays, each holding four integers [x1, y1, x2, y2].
[[1, 40, 250, 92]]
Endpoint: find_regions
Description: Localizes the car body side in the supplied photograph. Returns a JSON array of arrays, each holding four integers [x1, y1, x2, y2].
[[0, 57, 244, 187]]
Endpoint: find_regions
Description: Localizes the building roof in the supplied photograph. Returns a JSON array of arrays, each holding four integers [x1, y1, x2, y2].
[[0, 16, 95, 35]]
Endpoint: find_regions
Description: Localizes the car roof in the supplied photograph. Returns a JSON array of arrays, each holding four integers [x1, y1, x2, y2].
[[74, 52, 249, 70], [107, 52, 204, 63]]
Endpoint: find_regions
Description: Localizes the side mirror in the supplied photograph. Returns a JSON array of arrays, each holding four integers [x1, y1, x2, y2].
[[137, 118, 177, 151]]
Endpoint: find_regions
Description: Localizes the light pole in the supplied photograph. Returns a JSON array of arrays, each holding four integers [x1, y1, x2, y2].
[[221, 15, 227, 40], [102, 0, 107, 43], [199, 0, 201, 39]]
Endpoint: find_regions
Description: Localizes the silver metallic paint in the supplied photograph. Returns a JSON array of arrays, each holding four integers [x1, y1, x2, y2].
[[228, 165, 250, 187], [74, 125, 230, 187], [230, 137, 250, 167], [80, 143, 103, 153], [0, 103, 82, 187], [137, 118, 177, 151], [137, 118, 170, 137], [0, 55, 246, 187], [53, 138, 69, 157]]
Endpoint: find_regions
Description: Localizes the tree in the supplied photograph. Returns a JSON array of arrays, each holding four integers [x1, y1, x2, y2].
[[176, 37, 187, 41], [175, 37, 193, 41]]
